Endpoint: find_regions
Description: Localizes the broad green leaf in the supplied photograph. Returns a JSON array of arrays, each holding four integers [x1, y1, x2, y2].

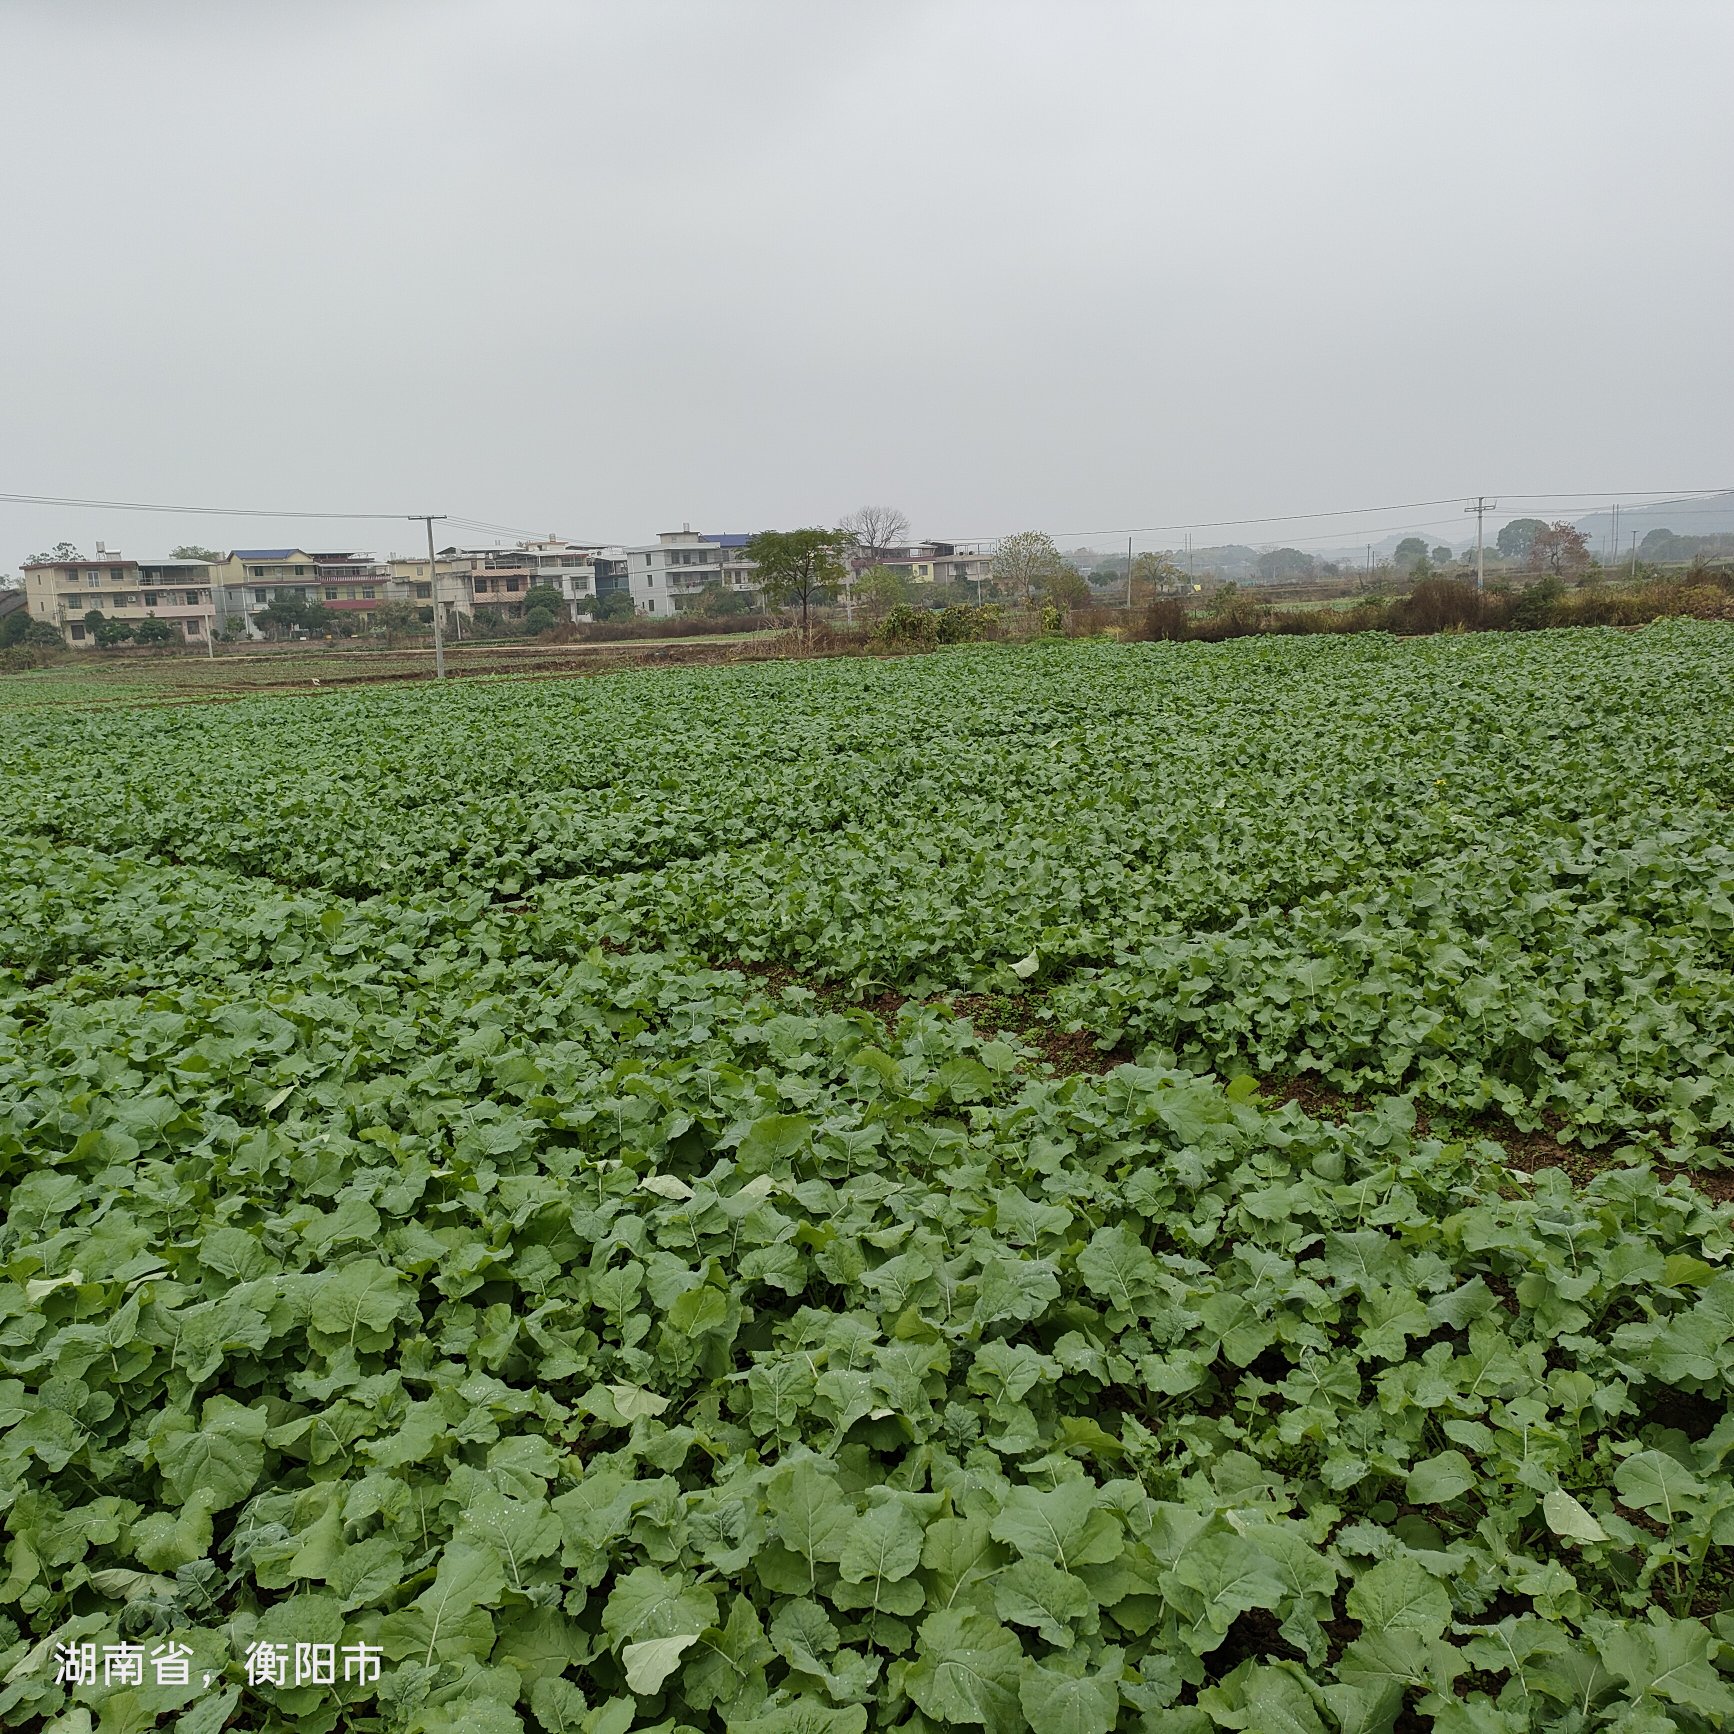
[[1406, 1450, 1475, 1505], [1613, 1451, 1707, 1523], [1018, 1661, 1119, 1734], [988, 1480, 1121, 1572], [153, 1396, 266, 1511], [837, 1501, 924, 1590], [903, 1608, 1024, 1731], [622, 1632, 701, 1694], [769, 1462, 852, 1584], [601, 1565, 719, 1652], [377, 1541, 506, 1665], [992, 1558, 1092, 1647], [1541, 1489, 1608, 1545], [1344, 1557, 1452, 1641]]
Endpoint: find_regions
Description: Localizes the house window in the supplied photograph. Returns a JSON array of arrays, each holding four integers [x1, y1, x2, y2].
[[646, 600, 655, 612], [325, 588, 339, 600], [185, 619, 201, 635], [254, 589, 268, 604], [643, 553, 651, 566], [506, 578, 522, 592], [475, 578, 490, 593], [250, 567, 264, 578], [70, 624, 85, 639], [143, 592, 159, 607], [185, 591, 199, 605], [362, 586, 375, 599], [295, 565, 308, 576], [86, 573, 102, 586]]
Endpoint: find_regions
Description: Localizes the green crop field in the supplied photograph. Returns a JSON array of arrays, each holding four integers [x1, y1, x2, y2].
[[2, 624, 1732, 1732]]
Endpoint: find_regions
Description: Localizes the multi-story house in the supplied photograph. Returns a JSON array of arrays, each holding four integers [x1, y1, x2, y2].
[[438, 546, 538, 625], [520, 538, 617, 618], [309, 551, 391, 624], [386, 540, 626, 628], [211, 548, 321, 637], [21, 546, 217, 645], [385, 551, 473, 633], [625, 529, 760, 615], [872, 541, 996, 596]]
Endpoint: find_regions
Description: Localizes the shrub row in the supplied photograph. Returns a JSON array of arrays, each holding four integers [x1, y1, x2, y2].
[[1130, 571, 1734, 643]]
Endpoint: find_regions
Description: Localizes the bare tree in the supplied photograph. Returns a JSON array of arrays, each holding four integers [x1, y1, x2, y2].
[[837, 506, 911, 570], [836, 507, 910, 625]]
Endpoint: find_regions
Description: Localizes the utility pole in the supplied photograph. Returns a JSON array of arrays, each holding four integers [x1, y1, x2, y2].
[[1464, 496, 1497, 594], [1126, 535, 1134, 609], [409, 515, 448, 679]]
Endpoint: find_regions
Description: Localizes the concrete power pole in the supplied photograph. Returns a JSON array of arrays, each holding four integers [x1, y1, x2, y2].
[[1465, 496, 1497, 594], [410, 515, 448, 679]]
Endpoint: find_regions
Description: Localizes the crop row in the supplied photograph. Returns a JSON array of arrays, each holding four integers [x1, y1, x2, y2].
[[3, 835, 1734, 1730], [5, 626, 1730, 1155]]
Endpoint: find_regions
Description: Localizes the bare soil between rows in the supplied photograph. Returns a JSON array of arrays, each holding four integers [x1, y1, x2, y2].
[[715, 958, 1734, 1203]]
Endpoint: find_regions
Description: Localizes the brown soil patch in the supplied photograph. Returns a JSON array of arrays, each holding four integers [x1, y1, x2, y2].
[[1258, 1075, 1734, 1204], [941, 992, 1136, 1076]]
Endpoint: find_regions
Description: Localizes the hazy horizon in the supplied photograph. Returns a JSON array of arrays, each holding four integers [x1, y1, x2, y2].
[[3, 0, 1730, 574]]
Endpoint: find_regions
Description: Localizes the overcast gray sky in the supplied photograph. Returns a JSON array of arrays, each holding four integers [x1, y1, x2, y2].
[[2, 0, 1730, 570]]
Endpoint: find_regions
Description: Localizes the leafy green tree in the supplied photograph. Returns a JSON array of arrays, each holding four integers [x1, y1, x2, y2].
[[522, 585, 568, 635], [0, 605, 29, 648], [1496, 518, 1547, 559], [576, 591, 635, 623], [1393, 537, 1430, 572], [20, 618, 64, 647], [1038, 566, 1090, 613], [256, 596, 334, 638], [1431, 545, 1453, 566], [855, 564, 914, 618], [28, 542, 80, 564], [693, 582, 755, 618], [170, 545, 223, 562], [744, 528, 851, 634], [134, 618, 178, 645], [990, 531, 1071, 606], [1129, 552, 1185, 605], [85, 610, 136, 647], [1255, 548, 1316, 582], [256, 598, 305, 638], [372, 600, 424, 636]]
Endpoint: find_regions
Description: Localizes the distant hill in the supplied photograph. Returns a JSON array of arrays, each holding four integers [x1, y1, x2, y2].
[[1573, 491, 1734, 554]]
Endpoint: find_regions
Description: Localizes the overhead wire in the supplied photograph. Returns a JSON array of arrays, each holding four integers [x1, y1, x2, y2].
[[3, 484, 1730, 558], [0, 490, 411, 521]]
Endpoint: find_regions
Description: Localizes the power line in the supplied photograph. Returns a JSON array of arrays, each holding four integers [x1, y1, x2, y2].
[[0, 489, 410, 521], [972, 486, 1731, 546], [5, 482, 1729, 559]]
